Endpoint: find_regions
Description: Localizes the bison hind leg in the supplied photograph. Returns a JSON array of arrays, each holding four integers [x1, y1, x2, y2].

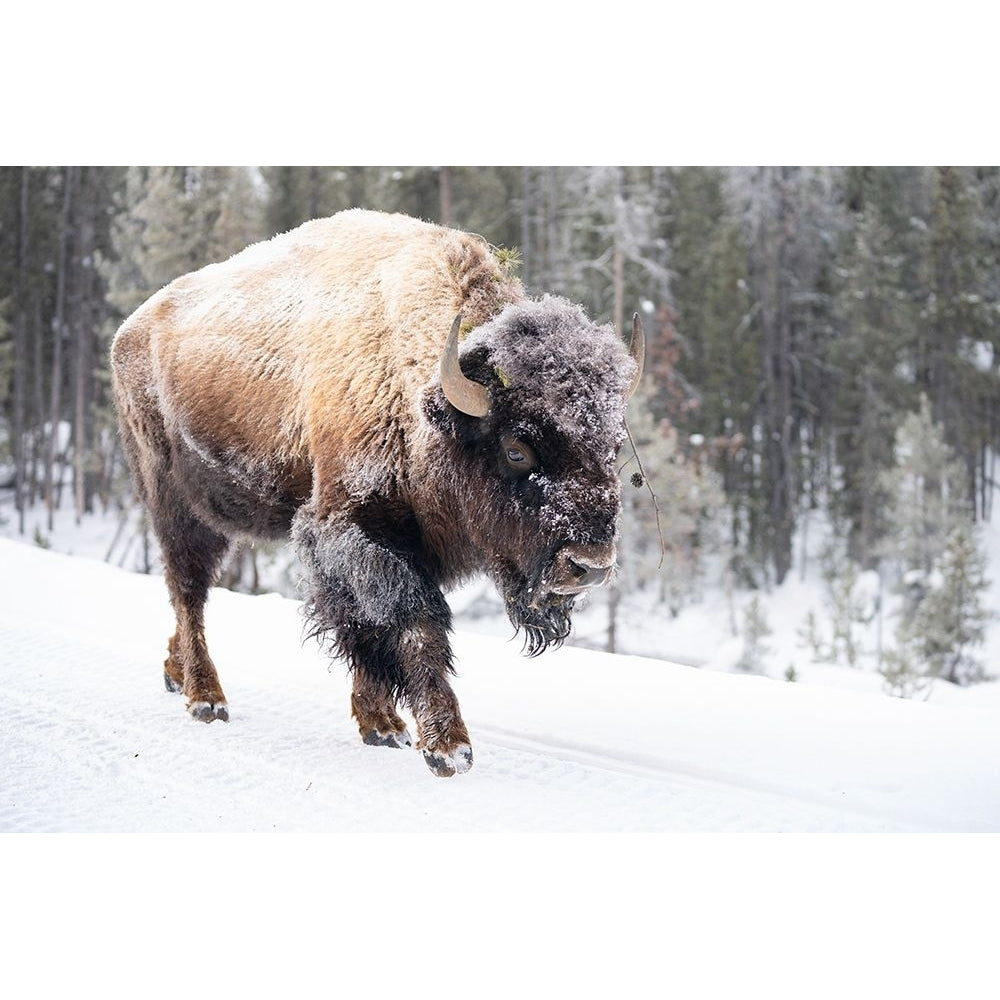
[[149, 500, 233, 723], [163, 631, 229, 719], [163, 630, 230, 721]]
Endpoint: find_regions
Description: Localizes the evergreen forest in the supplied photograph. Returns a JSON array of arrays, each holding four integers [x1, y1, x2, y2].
[[1, 165, 997, 689]]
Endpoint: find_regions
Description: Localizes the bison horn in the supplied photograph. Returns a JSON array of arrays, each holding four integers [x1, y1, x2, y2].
[[627, 312, 645, 398], [440, 313, 491, 418]]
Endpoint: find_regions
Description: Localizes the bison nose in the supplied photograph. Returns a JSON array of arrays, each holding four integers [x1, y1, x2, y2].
[[549, 543, 617, 594], [567, 557, 612, 588]]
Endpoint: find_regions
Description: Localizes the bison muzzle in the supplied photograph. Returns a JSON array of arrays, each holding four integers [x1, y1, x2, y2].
[[110, 209, 642, 777]]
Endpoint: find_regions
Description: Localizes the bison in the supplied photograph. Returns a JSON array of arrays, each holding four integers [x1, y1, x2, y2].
[[110, 209, 642, 776]]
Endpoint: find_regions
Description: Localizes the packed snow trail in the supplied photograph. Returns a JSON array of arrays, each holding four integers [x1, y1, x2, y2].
[[1, 538, 997, 832]]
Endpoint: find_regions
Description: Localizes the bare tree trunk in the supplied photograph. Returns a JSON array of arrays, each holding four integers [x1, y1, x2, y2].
[[45, 166, 77, 531], [31, 299, 44, 505], [755, 167, 796, 584], [612, 168, 625, 336], [520, 166, 533, 290], [613, 242, 625, 336], [99, 431, 122, 514], [73, 318, 88, 522], [542, 167, 556, 284], [307, 165, 320, 219], [983, 434, 997, 521], [73, 169, 98, 523], [13, 167, 30, 534]]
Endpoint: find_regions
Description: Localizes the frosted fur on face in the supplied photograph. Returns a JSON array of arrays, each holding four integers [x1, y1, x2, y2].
[[460, 295, 634, 455], [422, 295, 635, 653]]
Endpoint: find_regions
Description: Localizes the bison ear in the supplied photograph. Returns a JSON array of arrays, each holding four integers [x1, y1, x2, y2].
[[440, 314, 492, 418], [422, 384, 457, 435]]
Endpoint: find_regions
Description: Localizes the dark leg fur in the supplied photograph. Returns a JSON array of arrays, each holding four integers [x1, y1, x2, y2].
[[114, 394, 231, 722], [158, 504, 232, 722], [294, 511, 473, 776], [351, 673, 412, 748], [340, 618, 471, 774]]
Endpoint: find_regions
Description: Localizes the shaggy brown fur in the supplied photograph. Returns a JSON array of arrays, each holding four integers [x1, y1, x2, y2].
[[111, 209, 635, 777]]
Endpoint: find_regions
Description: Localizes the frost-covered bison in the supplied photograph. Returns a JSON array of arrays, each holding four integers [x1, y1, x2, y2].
[[110, 209, 642, 776]]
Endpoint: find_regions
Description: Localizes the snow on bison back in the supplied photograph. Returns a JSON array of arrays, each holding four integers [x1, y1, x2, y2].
[[110, 208, 643, 777]]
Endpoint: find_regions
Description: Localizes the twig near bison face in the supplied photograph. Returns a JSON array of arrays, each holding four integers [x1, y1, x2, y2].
[[110, 210, 642, 777]]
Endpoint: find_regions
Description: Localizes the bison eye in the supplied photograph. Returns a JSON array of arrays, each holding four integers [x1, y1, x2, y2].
[[501, 436, 537, 474]]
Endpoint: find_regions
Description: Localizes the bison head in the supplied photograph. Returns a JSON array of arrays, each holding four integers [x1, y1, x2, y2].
[[424, 295, 642, 655]]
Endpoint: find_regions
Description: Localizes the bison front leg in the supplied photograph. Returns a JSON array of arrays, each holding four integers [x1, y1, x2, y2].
[[351, 672, 413, 749], [294, 512, 473, 777], [344, 620, 472, 776]]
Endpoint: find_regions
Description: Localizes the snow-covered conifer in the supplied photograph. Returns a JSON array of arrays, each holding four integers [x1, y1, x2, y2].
[[737, 595, 772, 673], [900, 523, 992, 685]]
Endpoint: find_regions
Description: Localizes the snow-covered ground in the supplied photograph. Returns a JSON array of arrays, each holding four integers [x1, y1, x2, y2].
[[1, 532, 997, 833], [3, 507, 998, 1000]]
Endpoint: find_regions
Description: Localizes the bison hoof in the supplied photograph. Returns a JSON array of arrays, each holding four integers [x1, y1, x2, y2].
[[422, 743, 473, 778], [362, 727, 413, 749], [188, 700, 229, 723], [164, 670, 183, 693]]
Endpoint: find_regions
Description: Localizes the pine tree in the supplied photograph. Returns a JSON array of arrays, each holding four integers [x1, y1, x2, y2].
[[261, 166, 356, 235], [194, 166, 266, 261], [619, 401, 730, 616], [660, 167, 758, 580], [134, 167, 202, 286], [664, 167, 756, 440], [832, 170, 922, 566], [820, 538, 878, 668], [879, 394, 992, 688], [105, 167, 267, 319], [878, 394, 970, 582], [727, 166, 840, 584], [879, 640, 934, 700], [900, 523, 992, 685], [918, 167, 999, 518], [737, 595, 772, 674], [68, 166, 123, 520]]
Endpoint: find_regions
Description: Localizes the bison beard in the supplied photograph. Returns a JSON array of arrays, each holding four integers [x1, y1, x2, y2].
[[507, 594, 575, 657], [490, 561, 575, 656]]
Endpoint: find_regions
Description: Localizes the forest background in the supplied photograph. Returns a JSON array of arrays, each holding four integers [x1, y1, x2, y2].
[[1, 164, 998, 693]]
